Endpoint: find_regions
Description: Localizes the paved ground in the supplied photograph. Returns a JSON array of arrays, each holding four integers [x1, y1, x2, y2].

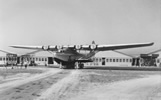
[[0, 66, 160, 100]]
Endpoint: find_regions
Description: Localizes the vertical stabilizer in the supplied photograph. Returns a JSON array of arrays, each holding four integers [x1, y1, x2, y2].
[[92, 40, 95, 44]]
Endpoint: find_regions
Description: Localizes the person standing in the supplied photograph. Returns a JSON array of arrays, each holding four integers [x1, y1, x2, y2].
[[24, 60, 28, 69]]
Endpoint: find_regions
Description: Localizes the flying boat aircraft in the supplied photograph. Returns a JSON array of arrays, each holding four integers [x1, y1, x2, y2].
[[10, 41, 154, 69]]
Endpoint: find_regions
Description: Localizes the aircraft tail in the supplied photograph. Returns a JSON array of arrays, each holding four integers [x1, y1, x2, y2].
[[92, 40, 95, 44]]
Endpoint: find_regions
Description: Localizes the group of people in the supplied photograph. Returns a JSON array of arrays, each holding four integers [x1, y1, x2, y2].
[[4, 60, 29, 69], [21, 60, 29, 69]]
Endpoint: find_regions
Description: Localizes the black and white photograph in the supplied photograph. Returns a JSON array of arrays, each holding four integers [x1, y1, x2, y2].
[[0, 0, 161, 100]]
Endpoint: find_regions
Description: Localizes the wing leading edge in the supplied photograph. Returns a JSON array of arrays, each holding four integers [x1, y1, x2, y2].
[[10, 42, 154, 51], [96, 42, 154, 51]]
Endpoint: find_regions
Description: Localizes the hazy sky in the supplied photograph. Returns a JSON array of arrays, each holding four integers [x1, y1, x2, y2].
[[0, 0, 160, 55]]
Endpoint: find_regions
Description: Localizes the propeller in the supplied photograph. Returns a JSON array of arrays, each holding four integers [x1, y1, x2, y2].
[[90, 44, 97, 50], [56, 45, 63, 50], [75, 45, 82, 50], [42, 45, 50, 50]]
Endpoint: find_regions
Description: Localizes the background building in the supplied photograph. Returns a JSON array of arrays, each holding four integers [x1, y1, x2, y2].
[[0, 50, 17, 66], [85, 51, 132, 67], [1, 49, 160, 67], [32, 51, 55, 66], [147, 49, 161, 67]]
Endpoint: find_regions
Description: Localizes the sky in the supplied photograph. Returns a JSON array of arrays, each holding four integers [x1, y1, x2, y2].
[[0, 0, 160, 55]]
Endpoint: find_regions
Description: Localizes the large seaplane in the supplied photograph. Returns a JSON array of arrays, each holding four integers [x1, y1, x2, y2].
[[11, 41, 154, 69]]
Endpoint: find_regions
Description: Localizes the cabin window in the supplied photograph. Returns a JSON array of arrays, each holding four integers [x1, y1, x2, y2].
[[42, 58, 44, 61], [130, 59, 132, 62], [39, 58, 41, 61], [157, 59, 160, 63], [123, 59, 125, 62], [110, 59, 112, 62], [45, 58, 47, 61], [3, 57, 5, 61], [0, 57, 2, 61], [120, 59, 122, 62], [106, 59, 108, 62], [113, 59, 115, 62], [9, 58, 11, 61], [126, 59, 128, 62], [95, 58, 98, 62], [99, 58, 101, 62]]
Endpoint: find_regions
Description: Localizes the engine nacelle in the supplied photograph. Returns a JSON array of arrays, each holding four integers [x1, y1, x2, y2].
[[56, 45, 63, 50], [42, 45, 50, 50], [75, 45, 82, 50], [90, 44, 97, 50]]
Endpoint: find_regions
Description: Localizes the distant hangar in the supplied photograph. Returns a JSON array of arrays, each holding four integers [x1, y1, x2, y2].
[[0, 49, 160, 67]]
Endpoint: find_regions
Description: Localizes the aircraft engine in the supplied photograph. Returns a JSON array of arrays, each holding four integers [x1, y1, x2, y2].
[[90, 44, 97, 50], [56, 45, 63, 50], [75, 45, 82, 50], [42, 45, 50, 50]]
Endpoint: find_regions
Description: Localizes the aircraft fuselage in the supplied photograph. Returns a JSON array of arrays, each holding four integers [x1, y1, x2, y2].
[[53, 49, 95, 66]]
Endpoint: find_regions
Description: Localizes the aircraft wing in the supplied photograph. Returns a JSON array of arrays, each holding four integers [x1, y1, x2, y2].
[[10, 45, 58, 51], [94, 42, 154, 51], [0, 50, 14, 54], [10, 45, 42, 50], [69, 42, 154, 51], [10, 42, 154, 51]]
